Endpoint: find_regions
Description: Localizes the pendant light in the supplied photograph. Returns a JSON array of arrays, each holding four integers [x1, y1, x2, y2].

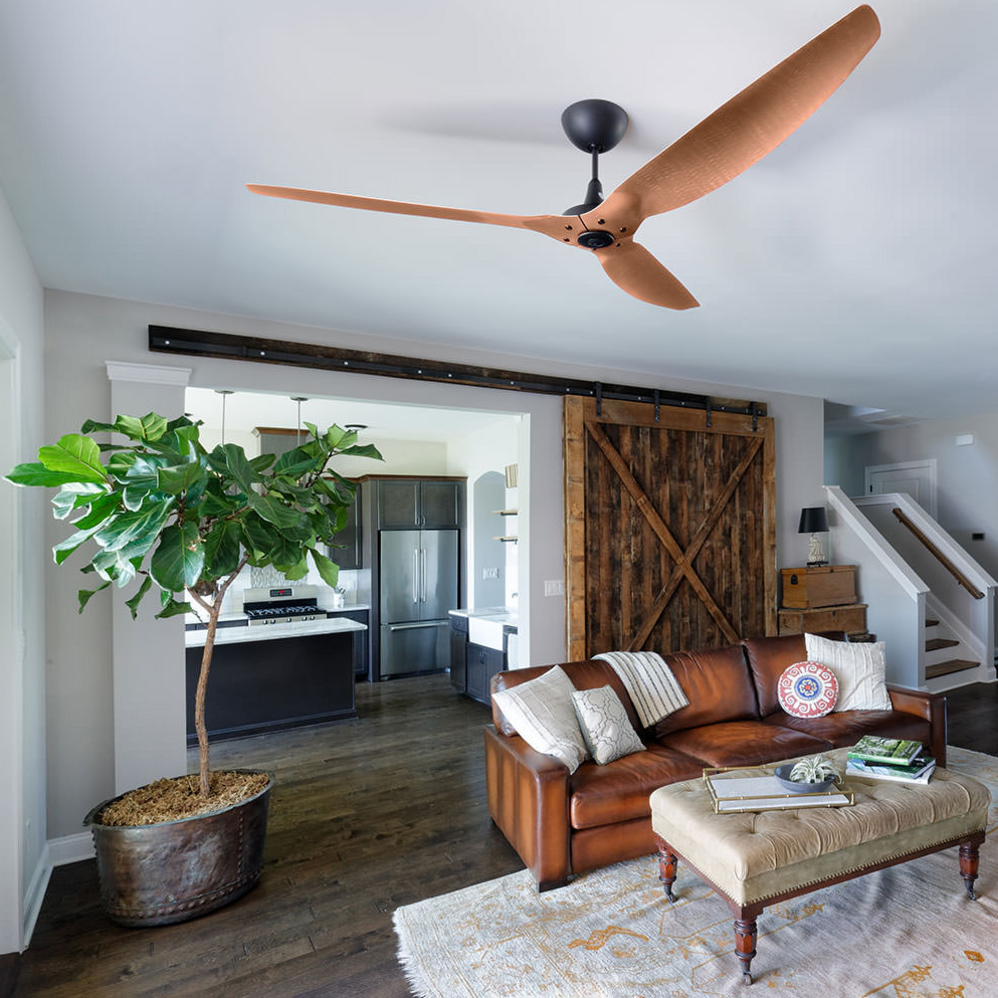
[[291, 396, 308, 445], [214, 389, 234, 445]]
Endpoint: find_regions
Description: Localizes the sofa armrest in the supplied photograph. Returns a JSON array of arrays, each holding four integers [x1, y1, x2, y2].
[[483, 724, 572, 891], [886, 684, 948, 767]]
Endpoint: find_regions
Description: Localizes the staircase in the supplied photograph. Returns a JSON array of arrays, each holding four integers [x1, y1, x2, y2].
[[923, 615, 979, 682]]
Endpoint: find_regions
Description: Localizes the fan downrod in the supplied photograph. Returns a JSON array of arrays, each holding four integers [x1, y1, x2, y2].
[[561, 99, 629, 226]]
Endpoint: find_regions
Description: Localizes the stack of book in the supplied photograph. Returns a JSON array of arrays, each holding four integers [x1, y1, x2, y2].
[[846, 736, 936, 784]]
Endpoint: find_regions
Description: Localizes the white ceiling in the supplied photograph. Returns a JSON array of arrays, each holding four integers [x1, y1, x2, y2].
[[185, 386, 518, 442], [1, 1, 996, 426]]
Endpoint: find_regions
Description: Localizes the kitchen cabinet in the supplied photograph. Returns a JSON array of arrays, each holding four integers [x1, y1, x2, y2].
[[449, 614, 468, 692], [376, 478, 461, 529], [465, 642, 504, 704], [328, 606, 370, 677]]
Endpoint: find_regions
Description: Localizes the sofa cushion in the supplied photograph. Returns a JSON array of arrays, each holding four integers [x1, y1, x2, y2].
[[657, 720, 833, 768], [572, 686, 646, 765], [651, 645, 760, 737], [569, 744, 704, 830], [492, 660, 640, 736], [763, 709, 931, 749], [491, 666, 589, 773], [742, 634, 808, 716], [805, 633, 892, 711]]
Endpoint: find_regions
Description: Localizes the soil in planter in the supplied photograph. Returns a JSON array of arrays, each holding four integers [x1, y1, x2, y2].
[[97, 772, 271, 826]]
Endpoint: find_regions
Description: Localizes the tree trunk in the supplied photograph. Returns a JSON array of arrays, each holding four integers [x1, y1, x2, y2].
[[193, 603, 220, 797]]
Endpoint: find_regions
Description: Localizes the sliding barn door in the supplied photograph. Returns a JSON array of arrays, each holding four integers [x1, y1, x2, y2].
[[564, 396, 776, 660]]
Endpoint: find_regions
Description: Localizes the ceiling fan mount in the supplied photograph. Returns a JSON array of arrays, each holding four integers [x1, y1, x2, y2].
[[247, 5, 881, 310], [560, 99, 629, 219]]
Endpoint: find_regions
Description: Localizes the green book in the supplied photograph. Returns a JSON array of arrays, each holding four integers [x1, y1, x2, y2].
[[847, 736, 923, 766]]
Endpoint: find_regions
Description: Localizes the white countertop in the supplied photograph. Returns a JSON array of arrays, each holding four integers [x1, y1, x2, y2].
[[185, 615, 367, 648], [448, 607, 517, 620]]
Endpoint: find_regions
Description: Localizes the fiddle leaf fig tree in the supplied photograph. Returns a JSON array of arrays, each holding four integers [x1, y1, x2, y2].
[[5, 413, 382, 797]]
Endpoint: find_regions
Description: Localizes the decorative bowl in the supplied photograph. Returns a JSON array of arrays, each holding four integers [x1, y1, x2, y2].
[[774, 764, 836, 794]]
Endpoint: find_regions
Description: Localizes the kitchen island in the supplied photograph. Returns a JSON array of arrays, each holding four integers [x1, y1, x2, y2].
[[448, 607, 518, 704], [185, 616, 367, 742]]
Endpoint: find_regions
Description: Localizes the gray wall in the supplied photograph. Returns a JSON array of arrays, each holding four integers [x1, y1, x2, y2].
[[826, 414, 998, 584], [0, 183, 46, 953], [41, 288, 826, 842]]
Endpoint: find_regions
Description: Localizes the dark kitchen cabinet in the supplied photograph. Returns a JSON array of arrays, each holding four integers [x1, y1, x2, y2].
[[465, 641, 504, 705], [376, 479, 460, 529], [329, 494, 361, 571], [328, 606, 370, 678], [449, 615, 468, 692]]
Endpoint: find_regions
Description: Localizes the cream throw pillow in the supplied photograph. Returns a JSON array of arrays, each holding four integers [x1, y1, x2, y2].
[[492, 665, 589, 773], [805, 633, 892, 712], [571, 685, 646, 765]]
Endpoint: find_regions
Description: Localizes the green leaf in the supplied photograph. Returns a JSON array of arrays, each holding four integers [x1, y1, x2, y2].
[[113, 413, 169, 442], [72, 490, 124, 530], [249, 453, 276, 473], [106, 450, 137, 479], [273, 447, 318, 477], [124, 576, 153, 619], [52, 483, 106, 519], [281, 557, 309, 581], [310, 548, 340, 588], [241, 514, 277, 555], [208, 444, 260, 494], [324, 425, 348, 450], [80, 419, 117, 435], [339, 443, 383, 460], [303, 420, 320, 441], [156, 462, 208, 496], [5, 462, 82, 488], [77, 580, 111, 612], [119, 454, 168, 489], [122, 485, 148, 511], [37, 434, 107, 485], [150, 521, 205, 591], [200, 489, 242, 519], [93, 499, 175, 554], [247, 493, 307, 531], [90, 546, 141, 587], [53, 523, 103, 565], [155, 597, 194, 619], [204, 520, 241, 577]]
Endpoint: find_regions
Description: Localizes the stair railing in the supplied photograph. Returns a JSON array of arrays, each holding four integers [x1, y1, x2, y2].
[[891, 507, 985, 599]]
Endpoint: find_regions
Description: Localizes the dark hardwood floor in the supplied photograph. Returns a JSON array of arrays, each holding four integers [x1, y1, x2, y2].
[[9, 677, 998, 998], [12, 674, 523, 998]]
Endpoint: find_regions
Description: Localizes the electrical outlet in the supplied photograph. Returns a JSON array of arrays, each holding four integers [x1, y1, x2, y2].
[[544, 580, 565, 597], [482, 567, 500, 580]]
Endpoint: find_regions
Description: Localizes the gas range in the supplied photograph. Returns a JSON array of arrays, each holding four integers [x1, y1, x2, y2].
[[242, 585, 331, 626]]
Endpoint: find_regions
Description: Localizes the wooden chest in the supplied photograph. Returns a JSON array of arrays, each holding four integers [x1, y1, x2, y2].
[[778, 603, 868, 637], [780, 565, 857, 609]]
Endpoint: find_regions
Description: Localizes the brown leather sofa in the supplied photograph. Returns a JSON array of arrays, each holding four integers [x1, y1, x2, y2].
[[484, 633, 947, 891]]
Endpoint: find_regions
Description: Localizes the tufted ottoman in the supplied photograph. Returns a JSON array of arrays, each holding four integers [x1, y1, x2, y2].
[[649, 747, 990, 985]]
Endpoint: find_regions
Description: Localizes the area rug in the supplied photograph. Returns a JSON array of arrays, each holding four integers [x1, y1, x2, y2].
[[394, 746, 998, 997]]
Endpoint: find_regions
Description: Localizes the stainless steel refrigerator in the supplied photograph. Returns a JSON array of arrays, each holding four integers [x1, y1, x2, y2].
[[379, 529, 458, 677]]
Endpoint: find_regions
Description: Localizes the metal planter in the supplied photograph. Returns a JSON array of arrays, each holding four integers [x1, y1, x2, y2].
[[83, 772, 272, 927]]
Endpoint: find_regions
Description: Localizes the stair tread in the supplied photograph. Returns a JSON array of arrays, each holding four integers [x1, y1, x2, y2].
[[925, 659, 979, 680], [925, 618, 940, 627], [925, 637, 959, 651]]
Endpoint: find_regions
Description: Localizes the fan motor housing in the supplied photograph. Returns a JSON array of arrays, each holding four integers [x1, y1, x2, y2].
[[577, 230, 616, 250]]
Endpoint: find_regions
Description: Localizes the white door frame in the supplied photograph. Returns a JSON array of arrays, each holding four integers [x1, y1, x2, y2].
[[0, 319, 25, 954], [864, 458, 938, 519]]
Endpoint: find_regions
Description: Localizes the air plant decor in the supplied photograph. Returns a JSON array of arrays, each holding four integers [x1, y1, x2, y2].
[[788, 755, 842, 786], [5, 412, 382, 804]]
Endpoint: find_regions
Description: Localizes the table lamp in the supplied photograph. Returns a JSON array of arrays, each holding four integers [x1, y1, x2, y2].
[[798, 506, 829, 566]]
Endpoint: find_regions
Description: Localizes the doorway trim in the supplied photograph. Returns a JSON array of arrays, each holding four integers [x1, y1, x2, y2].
[[864, 459, 938, 519]]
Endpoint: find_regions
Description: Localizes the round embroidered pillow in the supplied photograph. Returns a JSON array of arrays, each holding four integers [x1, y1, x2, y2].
[[777, 661, 838, 718]]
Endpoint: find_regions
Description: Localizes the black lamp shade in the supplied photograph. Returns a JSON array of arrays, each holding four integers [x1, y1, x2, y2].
[[798, 506, 829, 534]]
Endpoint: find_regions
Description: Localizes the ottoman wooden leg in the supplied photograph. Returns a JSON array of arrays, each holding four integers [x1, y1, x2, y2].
[[960, 840, 981, 901], [655, 835, 679, 902], [734, 917, 757, 985]]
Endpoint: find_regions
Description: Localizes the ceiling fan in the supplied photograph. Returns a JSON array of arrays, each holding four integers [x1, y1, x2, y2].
[[248, 5, 880, 310]]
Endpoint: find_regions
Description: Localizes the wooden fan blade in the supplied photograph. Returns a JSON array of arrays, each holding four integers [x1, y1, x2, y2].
[[596, 241, 699, 309], [597, 4, 881, 225], [247, 184, 541, 231]]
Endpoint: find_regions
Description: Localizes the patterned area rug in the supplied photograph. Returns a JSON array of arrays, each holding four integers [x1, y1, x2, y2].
[[394, 746, 998, 997]]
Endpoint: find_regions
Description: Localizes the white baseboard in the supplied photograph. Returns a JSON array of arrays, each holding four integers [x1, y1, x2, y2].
[[22, 844, 51, 950], [48, 831, 95, 867]]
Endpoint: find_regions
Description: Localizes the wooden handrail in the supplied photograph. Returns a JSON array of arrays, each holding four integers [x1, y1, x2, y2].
[[891, 507, 985, 599]]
